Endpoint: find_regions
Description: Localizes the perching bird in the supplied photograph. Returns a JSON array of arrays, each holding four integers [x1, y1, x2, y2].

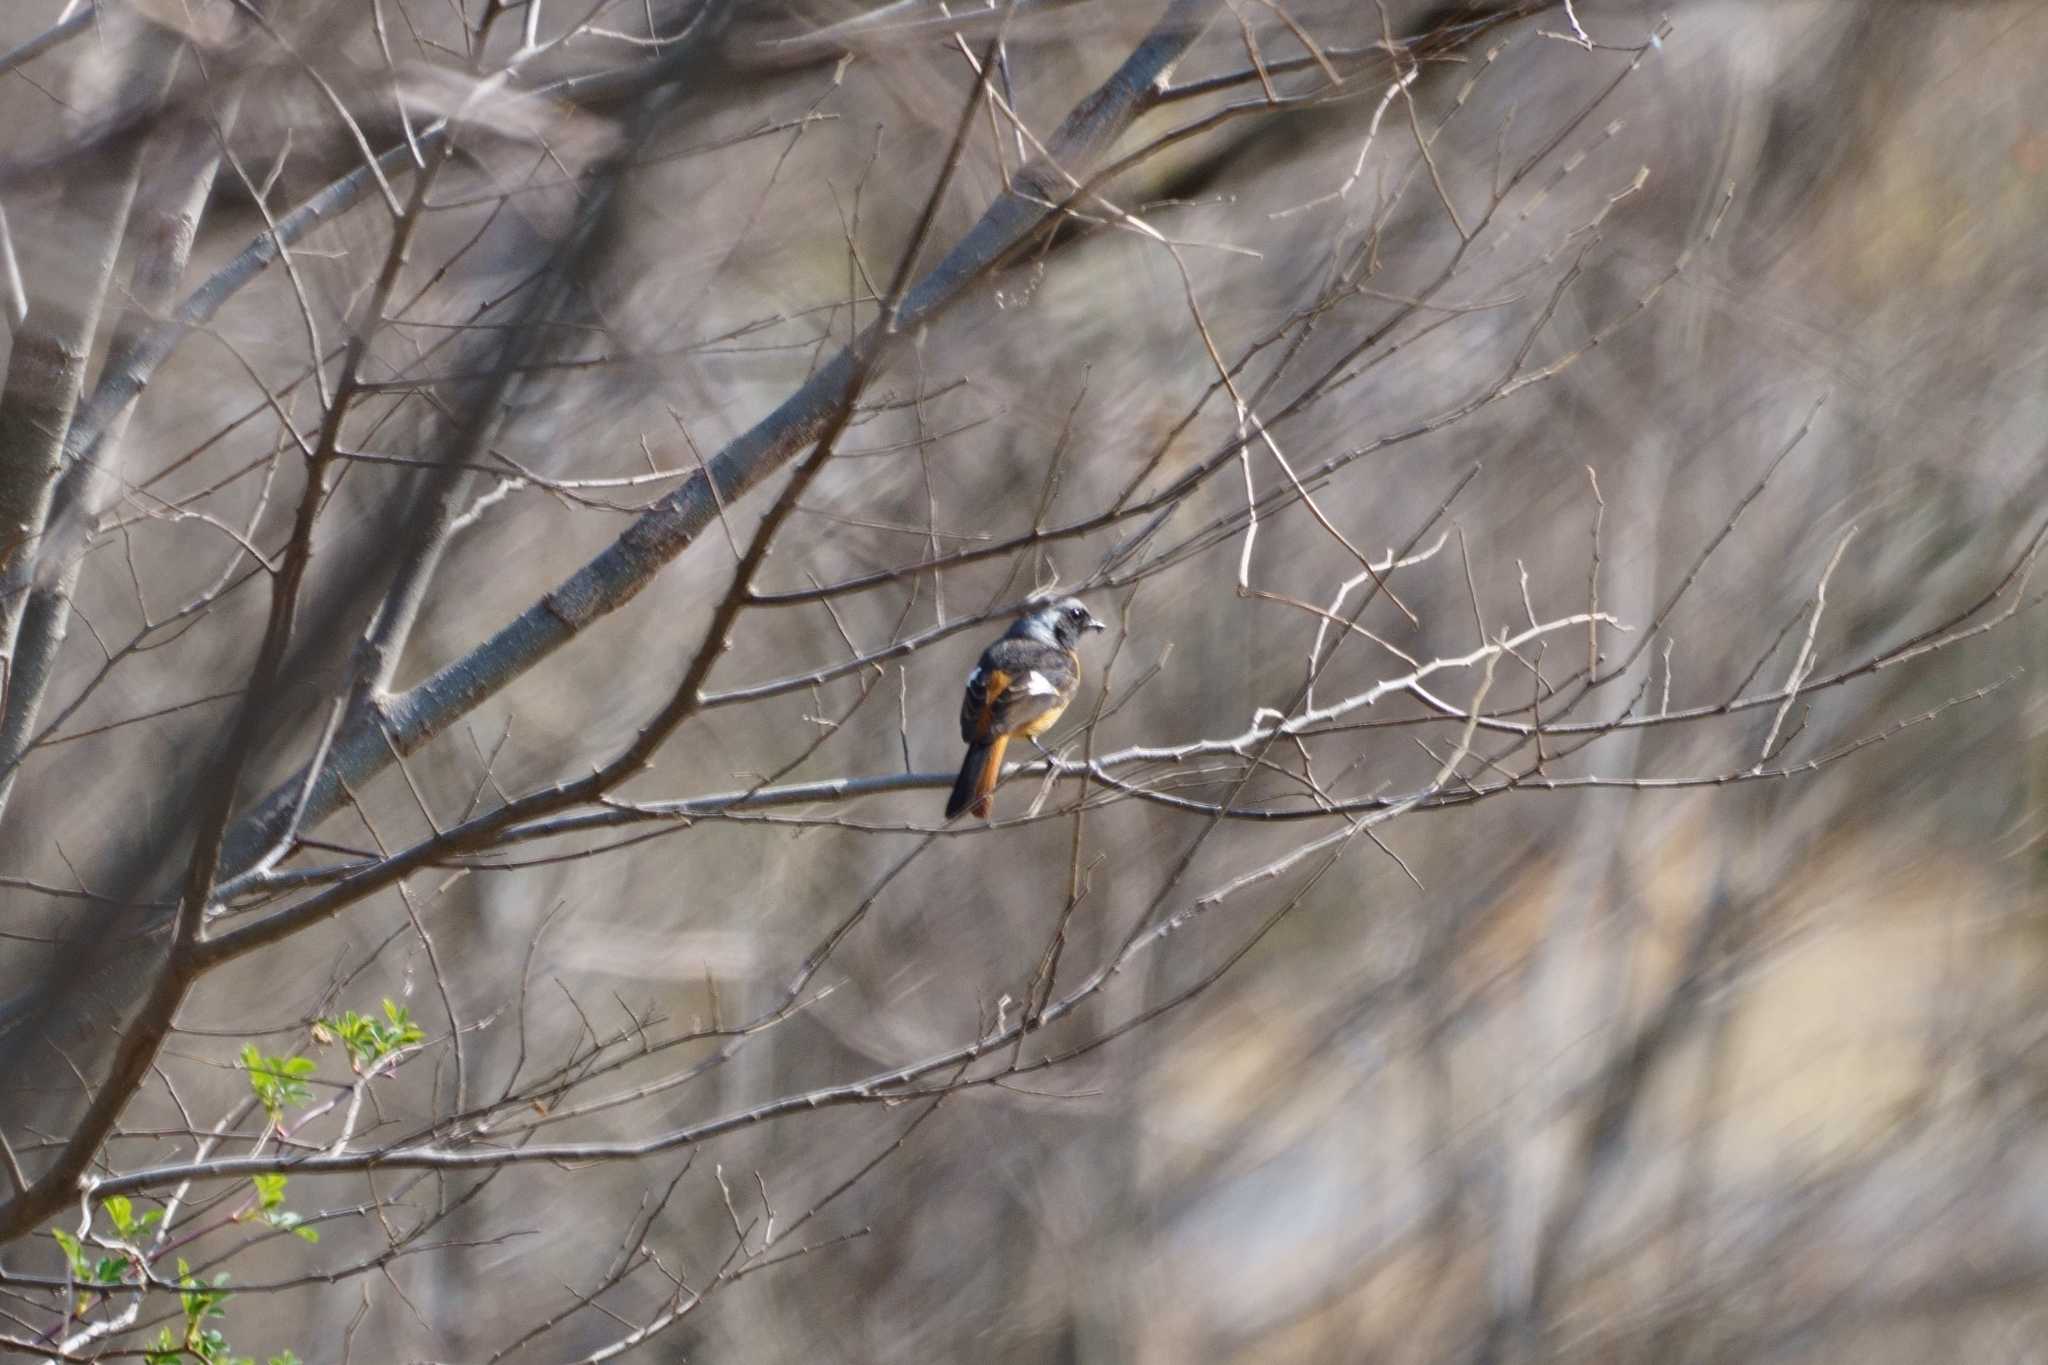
[[946, 597, 1106, 820]]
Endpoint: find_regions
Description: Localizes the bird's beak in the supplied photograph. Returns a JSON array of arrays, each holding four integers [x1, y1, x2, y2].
[[1085, 613, 1107, 633]]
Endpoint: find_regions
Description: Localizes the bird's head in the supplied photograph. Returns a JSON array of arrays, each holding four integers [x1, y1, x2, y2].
[[1016, 595, 1106, 648]]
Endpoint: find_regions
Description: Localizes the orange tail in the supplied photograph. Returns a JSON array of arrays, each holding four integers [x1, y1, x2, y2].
[[945, 734, 1010, 820]]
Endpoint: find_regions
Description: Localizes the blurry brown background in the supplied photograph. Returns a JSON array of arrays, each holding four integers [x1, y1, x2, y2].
[[1, 1, 2045, 1361]]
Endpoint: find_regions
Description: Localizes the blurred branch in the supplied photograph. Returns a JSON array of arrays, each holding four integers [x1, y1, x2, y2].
[[0, 118, 243, 838], [1473, 868, 1747, 1364], [0, 0, 752, 1249], [0, 35, 181, 819], [0, 3, 95, 81], [0, 109, 466, 1262]]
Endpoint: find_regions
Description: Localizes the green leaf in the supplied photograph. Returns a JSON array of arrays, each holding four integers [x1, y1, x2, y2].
[[241, 1045, 314, 1121], [105, 1195, 135, 1235], [292, 1224, 319, 1244], [174, 1258, 233, 1329], [319, 999, 426, 1070], [51, 1226, 85, 1276], [381, 999, 423, 1048], [251, 1173, 287, 1210]]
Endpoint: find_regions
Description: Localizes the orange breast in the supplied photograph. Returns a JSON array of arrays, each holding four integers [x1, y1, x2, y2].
[[1016, 702, 1068, 738]]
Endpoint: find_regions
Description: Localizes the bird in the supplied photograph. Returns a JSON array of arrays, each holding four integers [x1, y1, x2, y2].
[[946, 596, 1106, 821]]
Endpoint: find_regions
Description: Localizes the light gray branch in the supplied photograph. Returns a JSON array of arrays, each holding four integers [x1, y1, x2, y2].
[[0, 4, 95, 81], [0, 35, 181, 817]]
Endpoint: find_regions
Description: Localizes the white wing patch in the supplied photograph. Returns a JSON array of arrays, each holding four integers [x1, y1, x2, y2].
[[967, 667, 984, 688], [1022, 670, 1059, 696]]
